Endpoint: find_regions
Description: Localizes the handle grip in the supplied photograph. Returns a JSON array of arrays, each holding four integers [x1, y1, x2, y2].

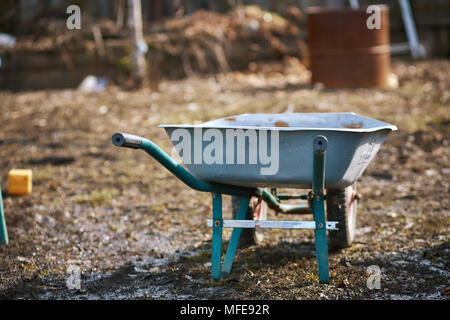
[[112, 133, 142, 149]]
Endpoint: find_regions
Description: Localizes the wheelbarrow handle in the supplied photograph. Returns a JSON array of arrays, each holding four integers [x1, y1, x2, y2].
[[112, 132, 257, 198], [112, 133, 142, 149], [112, 132, 319, 213]]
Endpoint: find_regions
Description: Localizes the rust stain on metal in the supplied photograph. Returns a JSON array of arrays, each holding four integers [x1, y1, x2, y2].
[[224, 117, 236, 121], [343, 122, 363, 129], [274, 120, 289, 127]]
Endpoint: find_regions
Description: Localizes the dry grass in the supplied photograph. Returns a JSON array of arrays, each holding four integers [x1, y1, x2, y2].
[[0, 58, 448, 299]]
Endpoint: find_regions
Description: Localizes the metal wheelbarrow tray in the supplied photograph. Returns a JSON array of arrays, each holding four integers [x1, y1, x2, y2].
[[160, 112, 397, 189], [112, 112, 396, 283]]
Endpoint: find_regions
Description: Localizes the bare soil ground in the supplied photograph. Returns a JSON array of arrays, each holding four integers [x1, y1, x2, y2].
[[0, 58, 448, 299]]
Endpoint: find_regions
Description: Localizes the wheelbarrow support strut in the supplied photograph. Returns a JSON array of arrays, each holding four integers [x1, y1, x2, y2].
[[211, 194, 250, 279], [312, 136, 330, 283], [112, 133, 332, 284]]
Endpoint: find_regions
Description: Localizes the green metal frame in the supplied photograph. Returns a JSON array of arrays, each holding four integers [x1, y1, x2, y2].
[[211, 193, 223, 279], [312, 136, 329, 283], [112, 133, 331, 283], [210, 195, 250, 279], [0, 184, 8, 245], [208, 136, 329, 283]]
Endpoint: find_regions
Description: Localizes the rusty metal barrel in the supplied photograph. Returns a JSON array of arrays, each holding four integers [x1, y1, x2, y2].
[[307, 6, 390, 88]]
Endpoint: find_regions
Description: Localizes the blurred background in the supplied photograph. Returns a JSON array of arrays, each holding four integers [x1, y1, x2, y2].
[[0, 1, 448, 300], [0, 0, 448, 90]]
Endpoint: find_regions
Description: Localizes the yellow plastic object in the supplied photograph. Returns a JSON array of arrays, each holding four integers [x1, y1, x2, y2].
[[8, 169, 32, 195]]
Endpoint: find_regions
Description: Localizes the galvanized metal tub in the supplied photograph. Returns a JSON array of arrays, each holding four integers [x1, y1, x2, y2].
[[307, 6, 390, 88], [160, 113, 397, 189]]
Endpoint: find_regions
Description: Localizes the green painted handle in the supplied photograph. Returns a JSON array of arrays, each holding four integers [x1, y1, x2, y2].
[[112, 132, 256, 197], [111, 132, 316, 214]]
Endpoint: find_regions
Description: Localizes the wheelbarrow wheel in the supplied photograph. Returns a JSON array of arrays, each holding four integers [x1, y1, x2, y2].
[[326, 183, 358, 250], [231, 195, 267, 247]]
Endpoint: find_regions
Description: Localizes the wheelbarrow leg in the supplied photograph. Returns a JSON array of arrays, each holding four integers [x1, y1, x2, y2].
[[211, 193, 223, 280], [211, 193, 250, 280], [222, 197, 250, 278], [312, 136, 329, 283]]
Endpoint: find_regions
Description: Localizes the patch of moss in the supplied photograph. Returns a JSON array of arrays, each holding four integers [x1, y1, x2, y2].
[[185, 250, 211, 264], [116, 55, 133, 72], [73, 188, 119, 206]]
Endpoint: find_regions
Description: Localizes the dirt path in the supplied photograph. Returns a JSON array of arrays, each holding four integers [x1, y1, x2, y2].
[[0, 58, 448, 299]]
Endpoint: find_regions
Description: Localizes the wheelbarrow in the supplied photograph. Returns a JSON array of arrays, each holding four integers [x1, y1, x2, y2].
[[112, 112, 396, 283]]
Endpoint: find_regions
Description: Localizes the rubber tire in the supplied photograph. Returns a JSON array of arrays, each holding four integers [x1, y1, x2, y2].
[[326, 184, 357, 250]]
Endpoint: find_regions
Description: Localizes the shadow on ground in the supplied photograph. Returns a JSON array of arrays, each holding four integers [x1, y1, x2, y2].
[[1, 239, 448, 300]]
